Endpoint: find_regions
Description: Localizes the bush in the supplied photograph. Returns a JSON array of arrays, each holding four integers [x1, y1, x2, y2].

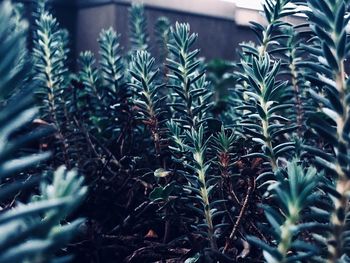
[[0, 1, 86, 262], [3, 0, 350, 262]]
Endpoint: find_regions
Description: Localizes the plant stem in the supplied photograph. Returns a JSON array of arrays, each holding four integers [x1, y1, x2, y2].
[[223, 177, 253, 253], [196, 151, 217, 250], [289, 47, 304, 137], [327, 61, 350, 262]]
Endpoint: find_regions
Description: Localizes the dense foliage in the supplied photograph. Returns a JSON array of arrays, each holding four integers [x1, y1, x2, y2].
[[4, 0, 350, 262], [0, 1, 86, 262]]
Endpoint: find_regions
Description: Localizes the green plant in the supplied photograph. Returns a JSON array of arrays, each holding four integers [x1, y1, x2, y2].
[[169, 124, 218, 251], [78, 50, 103, 130], [129, 3, 149, 52], [303, 0, 350, 261], [98, 27, 126, 138], [0, 1, 86, 262], [32, 4, 74, 169], [8, 0, 350, 262], [240, 54, 294, 171], [129, 50, 167, 162], [167, 22, 212, 129], [155, 16, 171, 64], [0, 167, 87, 262], [247, 160, 321, 262], [237, 0, 299, 175], [207, 59, 236, 118]]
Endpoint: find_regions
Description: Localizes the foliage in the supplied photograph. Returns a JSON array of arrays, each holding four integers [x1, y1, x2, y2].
[[166, 22, 212, 129], [303, 0, 350, 261], [129, 3, 149, 52], [155, 16, 171, 66], [4, 0, 350, 262], [0, 1, 86, 262], [247, 161, 321, 262]]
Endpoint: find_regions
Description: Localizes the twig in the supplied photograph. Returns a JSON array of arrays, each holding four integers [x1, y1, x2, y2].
[[223, 177, 254, 253]]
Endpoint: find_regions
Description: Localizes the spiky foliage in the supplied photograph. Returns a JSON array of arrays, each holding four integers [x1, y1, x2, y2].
[[79, 51, 100, 93], [1, 167, 87, 262], [77, 51, 105, 133], [32, 11, 69, 123], [240, 54, 295, 171], [270, 24, 318, 143], [98, 27, 128, 139], [240, 0, 350, 262], [283, 29, 310, 138], [161, 22, 224, 258], [167, 22, 212, 129], [32, 0, 47, 38], [155, 16, 171, 63], [32, 6, 75, 169], [249, 0, 297, 57], [235, 0, 299, 183], [12, 0, 350, 262], [0, 1, 85, 262], [78, 26, 128, 146], [303, 0, 350, 261], [129, 3, 149, 52], [207, 59, 236, 120], [212, 126, 237, 180], [248, 161, 320, 262], [168, 123, 219, 253], [129, 50, 167, 160], [0, 1, 46, 172], [233, 0, 320, 260], [99, 27, 124, 93], [212, 126, 245, 254]]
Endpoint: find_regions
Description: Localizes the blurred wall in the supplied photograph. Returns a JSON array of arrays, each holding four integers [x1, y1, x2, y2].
[[19, 0, 279, 64], [75, 2, 256, 62]]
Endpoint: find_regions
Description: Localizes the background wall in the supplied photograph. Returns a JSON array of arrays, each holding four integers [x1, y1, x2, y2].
[[75, 2, 255, 62], [19, 0, 302, 65]]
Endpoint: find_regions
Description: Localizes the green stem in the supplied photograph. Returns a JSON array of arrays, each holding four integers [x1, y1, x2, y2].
[[327, 61, 350, 263], [290, 47, 304, 137], [195, 151, 217, 250], [278, 210, 300, 262], [42, 29, 71, 169], [258, 24, 278, 171], [261, 100, 277, 171]]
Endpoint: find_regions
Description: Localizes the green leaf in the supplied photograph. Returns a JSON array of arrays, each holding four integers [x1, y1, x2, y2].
[[247, 236, 283, 261], [322, 42, 338, 71]]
